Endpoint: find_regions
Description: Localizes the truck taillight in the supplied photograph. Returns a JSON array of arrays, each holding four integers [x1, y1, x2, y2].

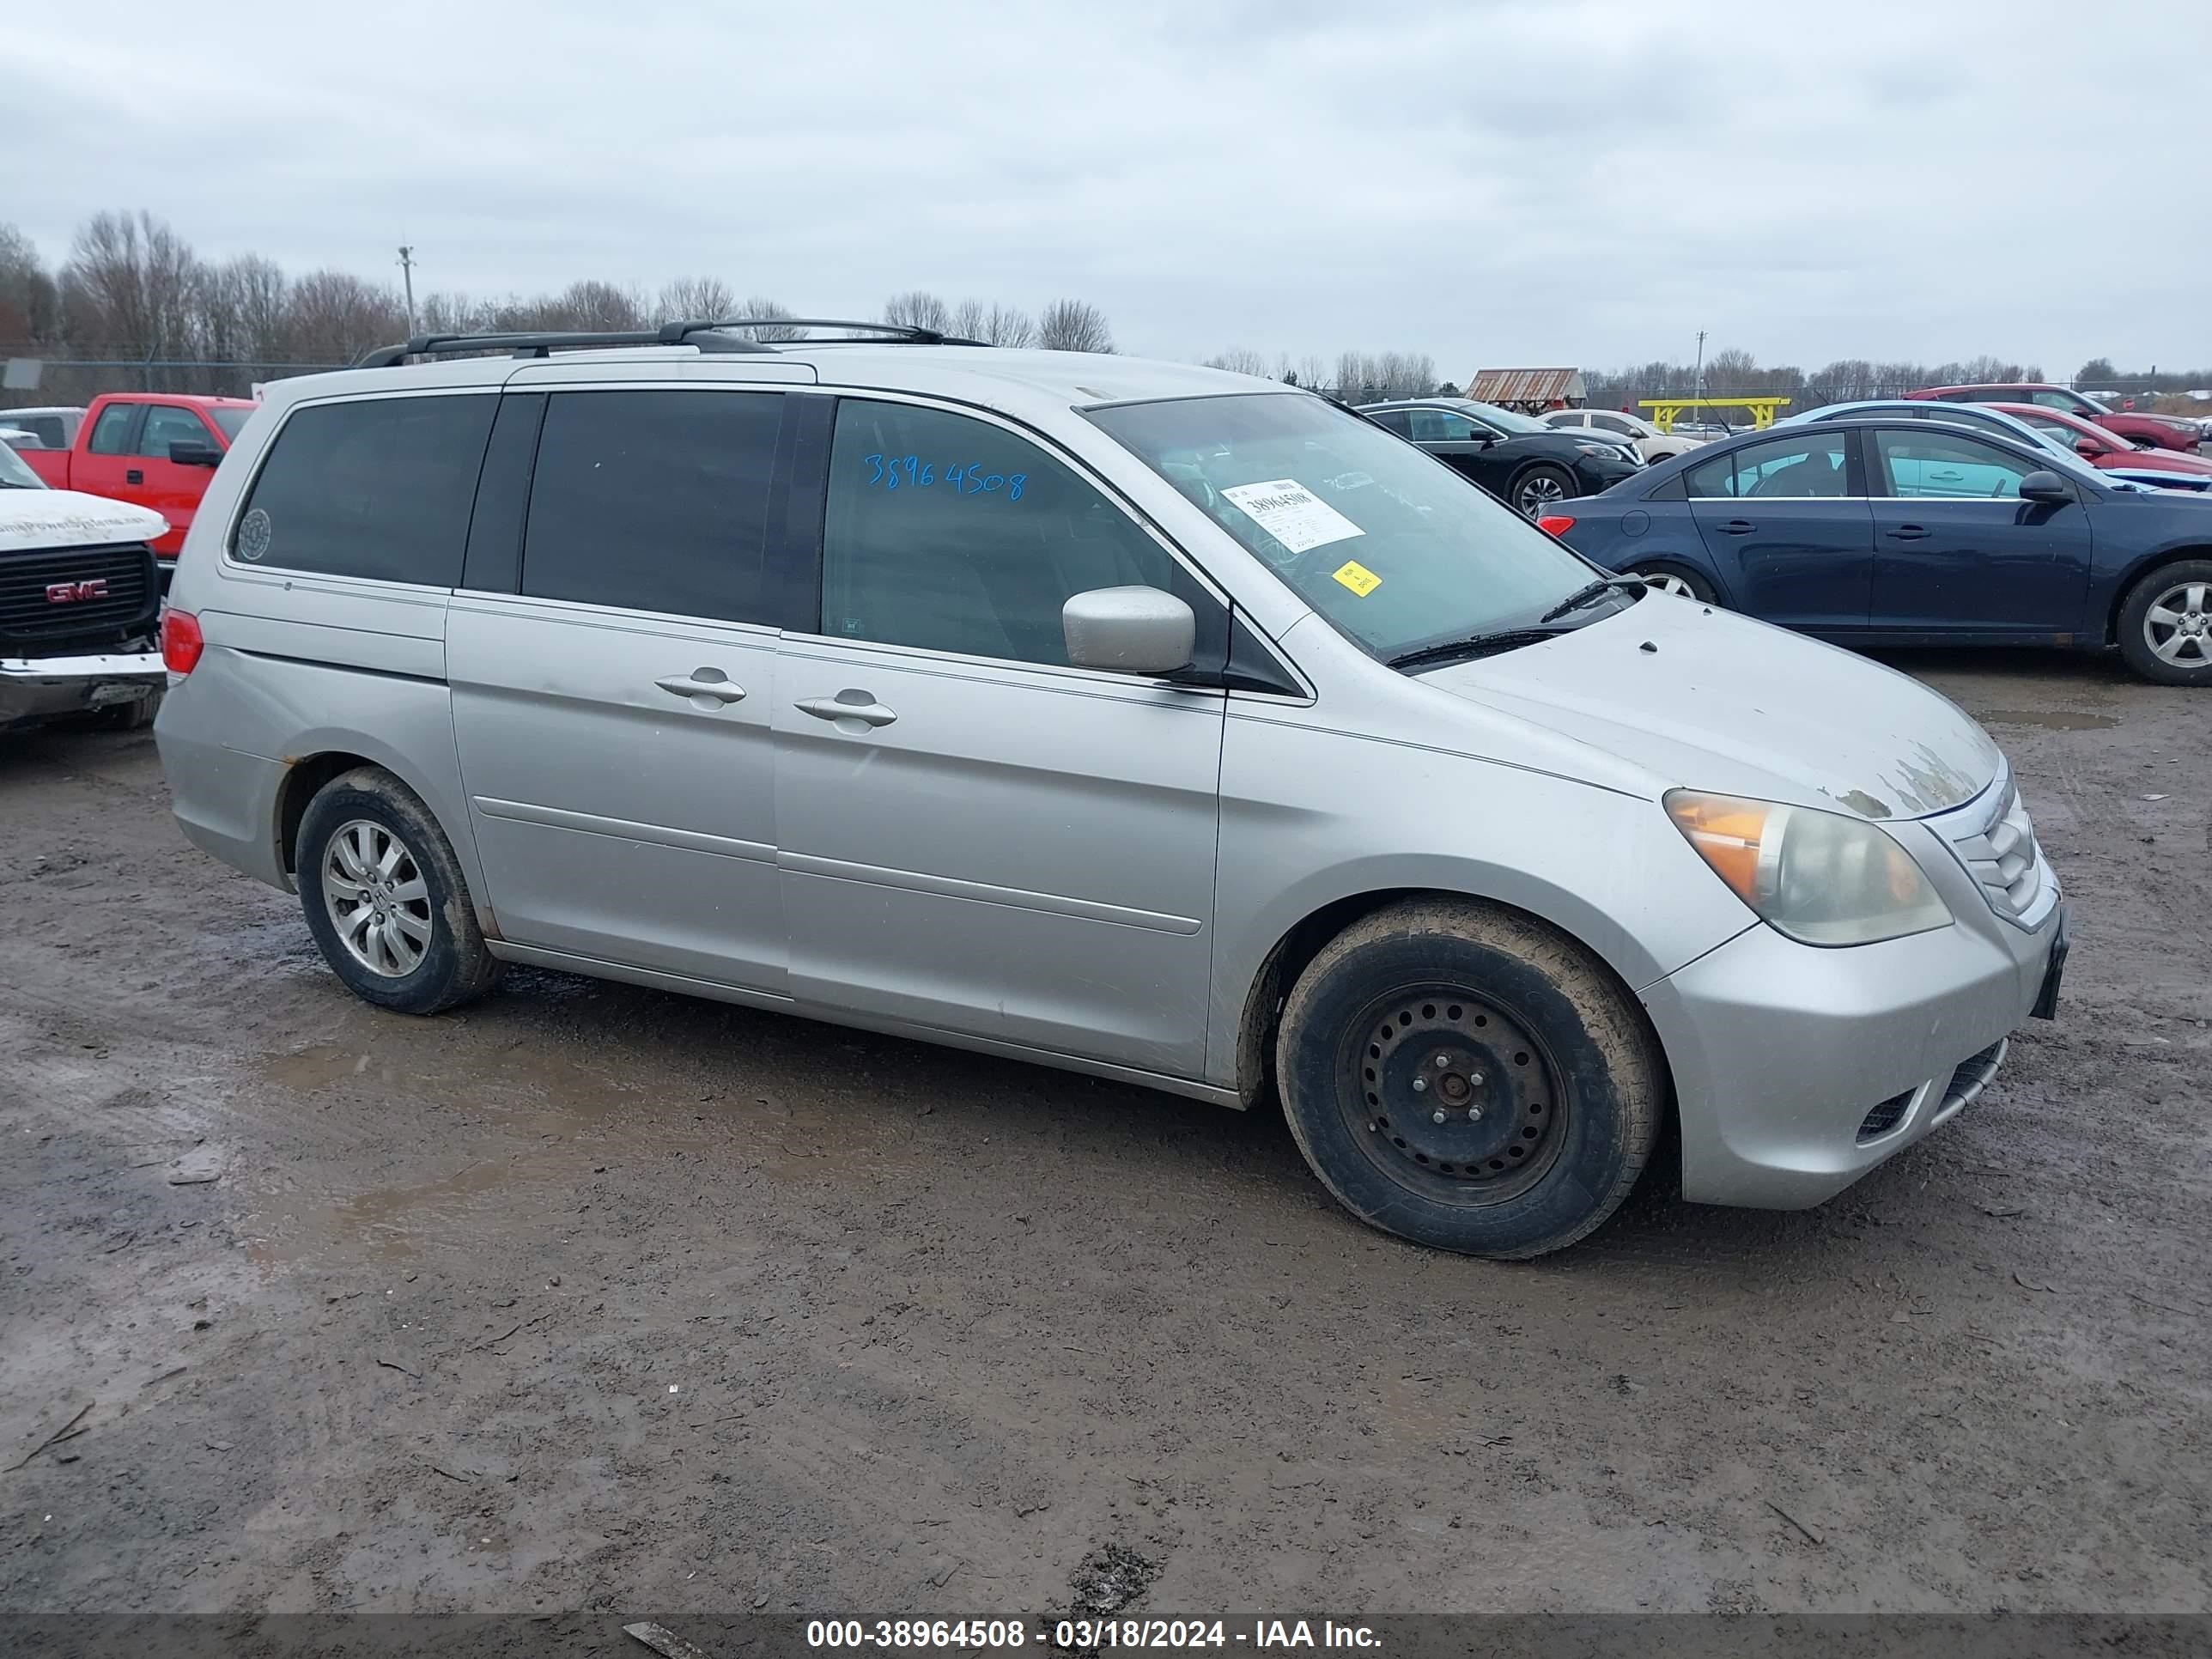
[[161, 609, 204, 675]]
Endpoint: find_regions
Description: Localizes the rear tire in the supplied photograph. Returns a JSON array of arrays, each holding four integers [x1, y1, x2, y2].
[[296, 767, 502, 1015], [1622, 564, 1717, 605], [2116, 558, 2212, 685], [1275, 898, 1664, 1259]]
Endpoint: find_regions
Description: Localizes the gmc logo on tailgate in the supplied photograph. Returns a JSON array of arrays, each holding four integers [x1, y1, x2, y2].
[[46, 579, 110, 604]]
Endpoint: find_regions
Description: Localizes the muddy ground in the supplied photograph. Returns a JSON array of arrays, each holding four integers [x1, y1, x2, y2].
[[2, 648, 2206, 1623]]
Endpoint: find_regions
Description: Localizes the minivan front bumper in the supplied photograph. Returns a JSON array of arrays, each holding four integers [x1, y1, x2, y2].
[[1642, 873, 2064, 1210], [0, 649, 166, 731]]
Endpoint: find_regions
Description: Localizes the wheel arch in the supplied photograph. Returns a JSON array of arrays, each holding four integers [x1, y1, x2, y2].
[[2102, 544, 2212, 645], [1231, 883, 1680, 1127]]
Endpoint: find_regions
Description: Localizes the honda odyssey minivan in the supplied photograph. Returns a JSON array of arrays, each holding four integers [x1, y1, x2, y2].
[[155, 321, 2068, 1257]]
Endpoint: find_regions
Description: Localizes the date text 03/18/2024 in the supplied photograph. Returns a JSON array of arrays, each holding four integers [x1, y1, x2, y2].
[[804, 1618, 1382, 1649]]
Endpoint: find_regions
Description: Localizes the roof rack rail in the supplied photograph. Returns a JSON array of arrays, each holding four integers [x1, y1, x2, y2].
[[352, 316, 988, 368], [351, 323, 776, 369]]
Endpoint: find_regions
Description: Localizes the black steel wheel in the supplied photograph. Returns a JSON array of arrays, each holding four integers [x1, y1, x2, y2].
[[1276, 898, 1664, 1258]]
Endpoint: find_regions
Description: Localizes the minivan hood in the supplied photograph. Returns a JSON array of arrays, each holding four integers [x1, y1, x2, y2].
[[0, 490, 167, 554], [1414, 593, 2001, 821]]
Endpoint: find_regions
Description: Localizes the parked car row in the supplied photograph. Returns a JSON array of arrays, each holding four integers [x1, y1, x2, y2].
[[1540, 414, 2212, 684], [148, 325, 2067, 1259], [10, 392, 254, 558], [1357, 398, 1643, 516]]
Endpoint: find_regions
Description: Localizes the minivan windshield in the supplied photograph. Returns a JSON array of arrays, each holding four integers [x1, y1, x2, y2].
[[1089, 393, 1615, 662]]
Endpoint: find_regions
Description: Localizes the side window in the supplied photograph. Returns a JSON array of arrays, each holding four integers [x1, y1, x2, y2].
[[88, 404, 137, 455], [139, 405, 213, 456], [1541, 410, 1583, 428], [234, 394, 496, 583], [520, 390, 782, 623], [1364, 408, 1412, 436], [3, 414, 64, 447], [1686, 434, 1852, 499], [821, 399, 1177, 667], [1874, 430, 2039, 500], [2028, 391, 2077, 410], [1407, 409, 1483, 442], [1590, 413, 1635, 436]]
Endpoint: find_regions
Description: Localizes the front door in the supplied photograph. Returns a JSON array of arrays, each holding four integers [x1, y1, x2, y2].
[[131, 404, 224, 556], [447, 387, 791, 993], [1405, 406, 1511, 501], [1864, 426, 2094, 638], [773, 395, 1227, 1079], [1684, 429, 1875, 634]]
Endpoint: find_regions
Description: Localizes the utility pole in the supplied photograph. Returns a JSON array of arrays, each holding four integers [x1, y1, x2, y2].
[[1691, 329, 1707, 419], [396, 244, 418, 337]]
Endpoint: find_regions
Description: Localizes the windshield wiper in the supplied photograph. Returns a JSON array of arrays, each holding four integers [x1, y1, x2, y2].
[[1538, 575, 1644, 624], [1387, 627, 1567, 671]]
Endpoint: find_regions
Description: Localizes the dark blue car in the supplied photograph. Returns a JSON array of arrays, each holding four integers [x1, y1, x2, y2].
[[1542, 416, 2212, 684]]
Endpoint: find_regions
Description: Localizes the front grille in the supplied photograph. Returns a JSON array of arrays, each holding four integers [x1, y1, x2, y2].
[[0, 542, 157, 651], [1937, 772, 2051, 927], [1856, 1091, 1913, 1142]]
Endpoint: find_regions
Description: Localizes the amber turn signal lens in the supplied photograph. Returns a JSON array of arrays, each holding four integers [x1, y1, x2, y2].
[[1665, 792, 1771, 903]]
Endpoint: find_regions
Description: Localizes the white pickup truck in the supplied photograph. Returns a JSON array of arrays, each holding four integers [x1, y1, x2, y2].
[[1, 439, 168, 732]]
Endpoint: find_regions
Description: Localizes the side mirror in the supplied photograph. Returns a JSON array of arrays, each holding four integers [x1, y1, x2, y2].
[[1063, 586, 1195, 676], [2019, 470, 2071, 504], [2075, 439, 2101, 457], [168, 441, 222, 467]]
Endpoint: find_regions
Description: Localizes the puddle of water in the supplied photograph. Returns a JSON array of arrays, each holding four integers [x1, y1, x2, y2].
[[1978, 708, 2118, 731]]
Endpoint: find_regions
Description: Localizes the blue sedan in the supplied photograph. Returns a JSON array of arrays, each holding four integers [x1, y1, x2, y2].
[[1542, 416, 2212, 684]]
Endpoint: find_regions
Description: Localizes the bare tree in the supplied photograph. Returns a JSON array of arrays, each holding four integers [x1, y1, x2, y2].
[[1037, 299, 1113, 354], [64, 210, 202, 364], [1206, 348, 1270, 378], [884, 290, 952, 333], [735, 298, 808, 342], [285, 270, 407, 364], [655, 276, 736, 323], [0, 222, 61, 341]]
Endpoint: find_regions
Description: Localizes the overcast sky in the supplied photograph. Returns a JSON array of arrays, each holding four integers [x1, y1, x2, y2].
[[12, 0, 2210, 375]]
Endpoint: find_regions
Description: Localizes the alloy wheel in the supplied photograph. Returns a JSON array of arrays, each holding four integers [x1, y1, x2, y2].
[[322, 818, 434, 978], [2143, 580, 2211, 665]]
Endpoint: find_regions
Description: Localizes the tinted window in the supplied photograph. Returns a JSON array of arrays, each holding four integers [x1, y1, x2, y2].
[[1590, 413, 1635, 436], [1364, 408, 1412, 435], [822, 399, 1176, 666], [209, 407, 252, 441], [88, 404, 136, 455], [1874, 430, 2040, 500], [235, 394, 496, 583], [1541, 411, 1584, 428], [140, 405, 213, 456], [520, 391, 782, 622], [1686, 433, 1852, 498], [1407, 409, 1486, 442]]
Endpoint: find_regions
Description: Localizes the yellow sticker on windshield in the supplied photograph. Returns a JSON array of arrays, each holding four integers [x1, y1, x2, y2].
[[1332, 559, 1382, 597]]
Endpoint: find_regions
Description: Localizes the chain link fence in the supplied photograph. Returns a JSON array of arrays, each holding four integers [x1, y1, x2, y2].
[[3, 343, 351, 410]]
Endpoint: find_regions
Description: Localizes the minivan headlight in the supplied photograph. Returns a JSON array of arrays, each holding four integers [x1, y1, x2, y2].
[[1664, 790, 1953, 947]]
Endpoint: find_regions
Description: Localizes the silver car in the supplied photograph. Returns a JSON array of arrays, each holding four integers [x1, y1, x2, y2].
[[154, 323, 2069, 1258]]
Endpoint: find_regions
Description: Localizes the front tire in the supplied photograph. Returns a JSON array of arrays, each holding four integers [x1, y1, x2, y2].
[[296, 767, 501, 1014], [1513, 464, 1575, 519], [1622, 564, 1717, 604], [1275, 899, 1664, 1259], [2117, 559, 2212, 684]]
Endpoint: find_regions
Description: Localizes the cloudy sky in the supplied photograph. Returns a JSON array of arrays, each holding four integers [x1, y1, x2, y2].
[[12, 0, 2209, 375]]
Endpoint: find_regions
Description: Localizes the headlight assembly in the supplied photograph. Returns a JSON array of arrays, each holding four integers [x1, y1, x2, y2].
[[1665, 790, 1953, 946]]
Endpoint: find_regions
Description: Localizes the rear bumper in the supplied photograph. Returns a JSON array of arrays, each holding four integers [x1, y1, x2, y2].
[[0, 649, 166, 731]]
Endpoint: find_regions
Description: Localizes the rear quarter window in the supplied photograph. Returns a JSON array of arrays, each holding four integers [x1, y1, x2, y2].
[[233, 395, 496, 584]]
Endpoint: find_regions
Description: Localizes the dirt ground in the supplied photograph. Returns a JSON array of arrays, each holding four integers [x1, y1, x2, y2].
[[2, 647, 2206, 1622]]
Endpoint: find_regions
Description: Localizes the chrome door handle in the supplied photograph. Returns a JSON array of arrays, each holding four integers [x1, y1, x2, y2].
[[655, 667, 747, 706], [795, 691, 897, 729]]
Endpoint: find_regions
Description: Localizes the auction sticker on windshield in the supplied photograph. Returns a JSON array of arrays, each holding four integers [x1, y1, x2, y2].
[[1220, 478, 1365, 554]]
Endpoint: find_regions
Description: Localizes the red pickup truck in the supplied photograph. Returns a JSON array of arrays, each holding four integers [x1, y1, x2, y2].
[[18, 392, 257, 558]]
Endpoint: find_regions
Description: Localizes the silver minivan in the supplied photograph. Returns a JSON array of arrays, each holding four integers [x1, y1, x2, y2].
[[155, 323, 2068, 1257]]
